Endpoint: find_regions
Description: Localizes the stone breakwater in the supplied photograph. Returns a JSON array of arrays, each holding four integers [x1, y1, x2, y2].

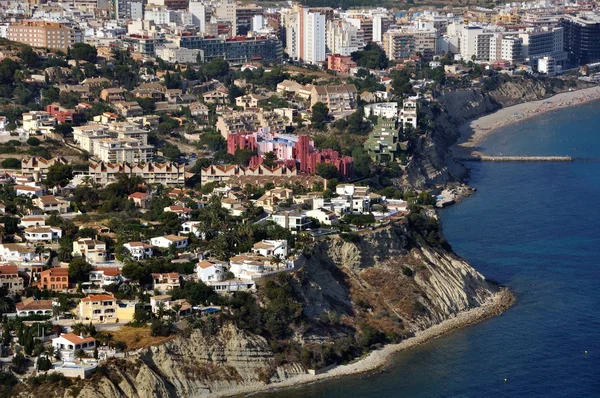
[[458, 155, 573, 162]]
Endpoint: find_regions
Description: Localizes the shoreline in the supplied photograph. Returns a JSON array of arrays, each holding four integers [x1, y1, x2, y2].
[[214, 288, 515, 398], [453, 85, 600, 157]]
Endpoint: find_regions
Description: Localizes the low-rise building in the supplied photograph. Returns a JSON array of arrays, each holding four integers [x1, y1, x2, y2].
[[196, 260, 227, 283], [34, 195, 70, 214], [100, 88, 126, 103], [24, 226, 63, 243], [19, 216, 46, 229], [271, 211, 310, 231], [164, 205, 192, 220], [36, 267, 69, 291], [306, 207, 339, 225], [72, 238, 108, 264], [89, 161, 185, 186], [123, 241, 154, 260], [251, 239, 288, 258], [235, 94, 268, 109], [0, 265, 24, 294], [14, 185, 45, 198], [93, 139, 154, 164], [52, 333, 96, 361], [152, 272, 180, 293], [88, 268, 124, 287], [0, 243, 38, 263], [150, 235, 189, 249], [311, 84, 358, 113], [22, 157, 69, 180], [150, 295, 192, 316], [77, 294, 135, 324], [16, 297, 56, 316], [128, 192, 151, 208]]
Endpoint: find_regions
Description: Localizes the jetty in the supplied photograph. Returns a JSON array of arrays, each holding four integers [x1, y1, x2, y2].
[[458, 155, 573, 162]]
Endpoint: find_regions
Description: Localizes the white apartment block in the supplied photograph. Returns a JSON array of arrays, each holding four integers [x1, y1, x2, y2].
[[326, 19, 364, 56], [189, 0, 207, 33], [283, 10, 299, 60], [93, 139, 154, 163], [519, 27, 567, 66], [73, 125, 111, 154], [304, 11, 326, 64], [156, 46, 203, 63]]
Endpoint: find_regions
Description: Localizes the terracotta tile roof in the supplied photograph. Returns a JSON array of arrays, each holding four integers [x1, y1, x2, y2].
[[80, 294, 115, 302], [59, 333, 96, 345], [128, 192, 149, 199], [0, 265, 18, 275], [16, 298, 54, 311]]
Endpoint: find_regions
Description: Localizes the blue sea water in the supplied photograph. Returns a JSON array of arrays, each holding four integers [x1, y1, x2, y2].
[[257, 102, 600, 397]]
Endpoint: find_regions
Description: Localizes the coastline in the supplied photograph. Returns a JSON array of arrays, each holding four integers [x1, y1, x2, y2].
[[214, 288, 515, 398], [453, 85, 600, 157]]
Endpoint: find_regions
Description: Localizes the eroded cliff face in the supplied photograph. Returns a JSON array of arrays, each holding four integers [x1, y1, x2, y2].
[[292, 223, 497, 333], [404, 79, 592, 188], [18, 225, 499, 398]]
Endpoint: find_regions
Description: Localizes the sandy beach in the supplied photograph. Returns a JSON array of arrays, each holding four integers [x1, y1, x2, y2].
[[213, 289, 514, 398], [454, 85, 600, 156]]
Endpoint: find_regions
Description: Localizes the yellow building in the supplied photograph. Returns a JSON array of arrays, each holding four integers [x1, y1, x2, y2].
[[7, 20, 82, 52], [77, 294, 136, 324]]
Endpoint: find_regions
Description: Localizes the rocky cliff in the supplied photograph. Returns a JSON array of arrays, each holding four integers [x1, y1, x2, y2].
[[404, 77, 593, 188], [18, 223, 501, 398]]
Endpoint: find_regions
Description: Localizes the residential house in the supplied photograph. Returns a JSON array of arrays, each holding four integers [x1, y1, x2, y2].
[[163, 205, 192, 220], [24, 226, 63, 243], [14, 185, 45, 198], [88, 268, 124, 287], [150, 295, 192, 317], [180, 221, 205, 238], [77, 294, 135, 324], [271, 211, 310, 231], [229, 254, 292, 280], [310, 84, 358, 113], [123, 242, 153, 260], [100, 88, 126, 103], [152, 272, 180, 293], [235, 94, 268, 109], [150, 235, 189, 249], [306, 207, 339, 225], [202, 88, 229, 104], [0, 265, 24, 294], [34, 195, 70, 214], [19, 216, 46, 229], [16, 297, 56, 316], [0, 243, 38, 263], [196, 260, 227, 283], [52, 333, 96, 361], [251, 239, 288, 258], [22, 111, 56, 134], [72, 238, 108, 264], [128, 192, 151, 209], [36, 267, 69, 291], [114, 101, 144, 118]]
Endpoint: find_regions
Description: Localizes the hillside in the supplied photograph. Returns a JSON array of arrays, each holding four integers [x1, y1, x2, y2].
[[13, 220, 509, 398]]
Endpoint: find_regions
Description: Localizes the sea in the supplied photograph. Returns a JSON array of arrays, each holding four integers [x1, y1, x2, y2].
[[257, 100, 600, 397]]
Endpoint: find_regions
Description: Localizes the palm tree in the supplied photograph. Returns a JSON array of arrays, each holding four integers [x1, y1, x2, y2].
[[71, 323, 87, 336], [44, 344, 55, 360], [271, 254, 283, 271], [171, 303, 182, 322], [51, 304, 61, 321], [157, 302, 166, 319]]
